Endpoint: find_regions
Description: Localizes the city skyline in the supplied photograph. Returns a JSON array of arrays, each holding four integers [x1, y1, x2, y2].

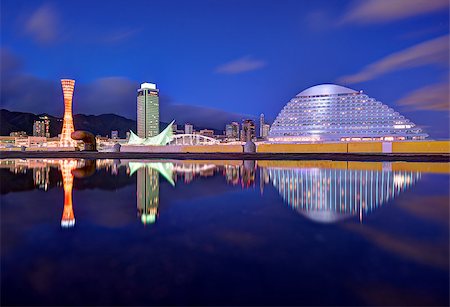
[[1, 0, 448, 138]]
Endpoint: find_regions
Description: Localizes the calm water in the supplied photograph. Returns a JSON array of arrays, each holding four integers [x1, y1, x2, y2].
[[1, 159, 449, 306]]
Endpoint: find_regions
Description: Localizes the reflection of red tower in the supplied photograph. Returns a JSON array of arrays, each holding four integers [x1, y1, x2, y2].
[[60, 79, 77, 147], [60, 160, 77, 227]]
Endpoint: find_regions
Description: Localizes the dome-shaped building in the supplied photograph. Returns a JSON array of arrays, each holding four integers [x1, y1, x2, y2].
[[269, 84, 428, 142]]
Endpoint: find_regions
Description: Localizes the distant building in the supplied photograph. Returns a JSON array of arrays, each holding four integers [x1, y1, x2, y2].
[[259, 113, 265, 137], [171, 124, 184, 135], [111, 130, 119, 139], [262, 124, 270, 139], [14, 136, 46, 147], [199, 129, 214, 138], [137, 82, 159, 138], [33, 116, 50, 137], [185, 123, 193, 134], [10, 131, 27, 137], [241, 119, 255, 142], [33, 121, 44, 137], [226, 122, 240, 140]]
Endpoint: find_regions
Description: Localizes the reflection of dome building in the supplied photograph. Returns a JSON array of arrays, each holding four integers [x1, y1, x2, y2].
[[269, 84, 428, 142], [264, 167, 420, 223]]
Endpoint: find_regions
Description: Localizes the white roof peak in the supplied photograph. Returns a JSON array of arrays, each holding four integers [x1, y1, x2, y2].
[[297, 84, 357, 96]]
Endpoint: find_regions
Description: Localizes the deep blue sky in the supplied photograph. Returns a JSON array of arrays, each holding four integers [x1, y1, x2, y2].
[[1, 0, 449, 137]]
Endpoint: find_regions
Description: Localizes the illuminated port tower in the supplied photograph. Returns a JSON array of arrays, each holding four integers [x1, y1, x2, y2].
[[60, 79, 77, 147]]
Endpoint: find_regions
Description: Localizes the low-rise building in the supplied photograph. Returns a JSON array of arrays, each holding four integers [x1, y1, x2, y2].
[[199, 129, 214, 138]]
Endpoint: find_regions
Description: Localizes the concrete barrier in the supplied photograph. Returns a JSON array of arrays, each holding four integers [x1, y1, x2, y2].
[[121, 144, 243, 153], [183, 145, 243, 153], [121, 145, 184, 153]]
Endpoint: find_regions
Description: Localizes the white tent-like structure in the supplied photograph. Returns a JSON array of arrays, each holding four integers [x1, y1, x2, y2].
[[127, 120, 175, 146]]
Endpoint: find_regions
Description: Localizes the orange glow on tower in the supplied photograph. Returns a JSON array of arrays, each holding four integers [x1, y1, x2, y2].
[[60, 160, 77, 228], [60, 79, 77, 147]]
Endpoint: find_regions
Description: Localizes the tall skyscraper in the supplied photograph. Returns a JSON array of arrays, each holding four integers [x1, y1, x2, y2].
[[33, 116, 50, 137], [262, 124, 270, 139], [241, 119, 256, 142], [137, 82, 159, 138], [226, 122, 240, 140], [185, 123, 193, 134], [259, 113, 265, 137], [60, 79, 77, 147]]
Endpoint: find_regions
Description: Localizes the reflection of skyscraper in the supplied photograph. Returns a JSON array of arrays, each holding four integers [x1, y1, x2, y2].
[[33, 166, 50, 190], [60, 79, 77, 147], [185, 123, 193, 134], [137, 166, 159, 224], [264, 166, 421, 223], [241, 160, 256, 187], [137, 83, 159, 138], [60, 160, 78, 228]]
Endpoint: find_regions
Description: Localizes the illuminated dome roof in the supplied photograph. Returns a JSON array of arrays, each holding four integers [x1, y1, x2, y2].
[[297, 84, 357, 97], [269, 83, 428, 142]]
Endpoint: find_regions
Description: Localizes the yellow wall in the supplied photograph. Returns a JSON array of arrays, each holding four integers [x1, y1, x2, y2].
[[257, 141, 449, 154], [392, 141, 450, 153], [348, 142, 382, 153], [257, 143, 347, 153], [183, 145, 243, 153]]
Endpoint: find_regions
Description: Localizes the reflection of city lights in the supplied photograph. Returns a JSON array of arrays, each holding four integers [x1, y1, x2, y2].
[[393, 174, 407, 187], [60, 160, 78, 228], [141, 214, 156, 224], [263, 167, 421, 223], [2, 159, 443, 228]]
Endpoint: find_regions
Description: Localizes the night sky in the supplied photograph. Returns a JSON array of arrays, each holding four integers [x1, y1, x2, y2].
[[1, 0, 449, 138]]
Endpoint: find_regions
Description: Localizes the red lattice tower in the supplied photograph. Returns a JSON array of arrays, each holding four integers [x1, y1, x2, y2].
[[60, 79, 77, 147]]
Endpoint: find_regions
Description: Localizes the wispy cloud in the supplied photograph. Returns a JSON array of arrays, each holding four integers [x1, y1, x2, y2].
[[338, 35, 449, 84], [397, 81, 449, 111], [24, 4, 59, 44], [340, 0, 449, 25], [215, 56, 266, 74], [104, 28, 142, 43]]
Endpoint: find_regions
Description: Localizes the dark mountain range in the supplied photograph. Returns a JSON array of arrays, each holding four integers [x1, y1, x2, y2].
[[0, 109, 222, 137]]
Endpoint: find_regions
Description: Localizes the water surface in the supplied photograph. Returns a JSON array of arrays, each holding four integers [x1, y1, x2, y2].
[[1, 159, 449, 306]]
